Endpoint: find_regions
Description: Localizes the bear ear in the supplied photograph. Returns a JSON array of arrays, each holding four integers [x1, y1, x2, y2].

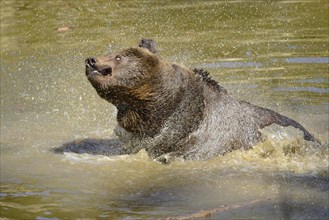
[[138, 38, 158, 54]]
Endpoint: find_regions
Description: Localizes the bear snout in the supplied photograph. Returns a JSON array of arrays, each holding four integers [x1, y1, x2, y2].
[[85, 57, 112, 76], [85, 57, 97, 70]]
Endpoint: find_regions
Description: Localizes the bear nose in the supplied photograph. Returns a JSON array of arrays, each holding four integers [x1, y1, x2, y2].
[[85, 57, 97, 69]]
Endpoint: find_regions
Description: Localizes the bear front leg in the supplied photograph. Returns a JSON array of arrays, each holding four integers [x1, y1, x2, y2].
[[154, 151, 185, 164], [53, 138, 127, 156]]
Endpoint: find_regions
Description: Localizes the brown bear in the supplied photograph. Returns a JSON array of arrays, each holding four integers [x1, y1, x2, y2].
[[57, 38, 315, 162]]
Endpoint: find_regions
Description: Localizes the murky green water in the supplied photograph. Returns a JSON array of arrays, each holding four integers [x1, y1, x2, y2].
[[1, 1, 328, 219]]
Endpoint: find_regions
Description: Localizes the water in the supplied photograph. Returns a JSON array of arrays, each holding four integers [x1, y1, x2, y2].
[[1, 0, 328, 219]]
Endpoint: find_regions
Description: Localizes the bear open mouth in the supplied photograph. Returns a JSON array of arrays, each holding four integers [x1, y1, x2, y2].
[[99, 67, 112, 76]]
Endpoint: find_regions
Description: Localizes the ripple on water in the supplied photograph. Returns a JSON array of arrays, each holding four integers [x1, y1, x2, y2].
[[285, 57, 329, 64], [273, 87, 329, 94]]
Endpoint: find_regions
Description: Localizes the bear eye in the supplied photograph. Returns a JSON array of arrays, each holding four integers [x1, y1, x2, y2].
[[115, 55, 121, 61]]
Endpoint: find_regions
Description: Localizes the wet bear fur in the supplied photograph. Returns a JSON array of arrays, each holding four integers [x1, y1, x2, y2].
[[56, 38, 315, 162]]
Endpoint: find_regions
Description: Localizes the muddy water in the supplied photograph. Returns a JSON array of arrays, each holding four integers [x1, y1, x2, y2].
[[1, 1, 328, 219]]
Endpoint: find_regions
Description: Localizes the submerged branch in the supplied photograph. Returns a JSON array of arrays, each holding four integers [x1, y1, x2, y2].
[[167, 198, 272, 220]]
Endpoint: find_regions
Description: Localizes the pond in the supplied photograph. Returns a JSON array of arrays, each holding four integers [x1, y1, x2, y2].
[[1, 0, 328, 219]]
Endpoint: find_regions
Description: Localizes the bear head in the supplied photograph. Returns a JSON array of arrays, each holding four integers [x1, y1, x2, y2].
[[85, 47, 163, 107]]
